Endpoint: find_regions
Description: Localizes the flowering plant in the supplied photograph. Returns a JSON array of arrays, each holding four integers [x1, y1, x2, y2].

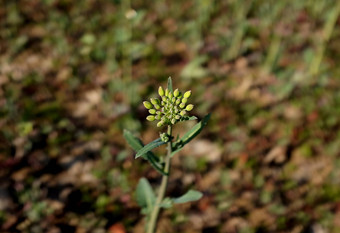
[[124, 77, 210, 233]]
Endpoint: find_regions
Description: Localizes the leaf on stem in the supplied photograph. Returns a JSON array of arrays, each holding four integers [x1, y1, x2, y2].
[[172, 113, 211, 156], [124, 130, 168, 175], [136, 178, 155, 213], [172, 190, 203, 204], [135, 138, 167, 159]]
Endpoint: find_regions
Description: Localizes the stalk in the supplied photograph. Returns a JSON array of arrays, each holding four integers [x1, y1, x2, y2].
[[147, 125, 172, 233]]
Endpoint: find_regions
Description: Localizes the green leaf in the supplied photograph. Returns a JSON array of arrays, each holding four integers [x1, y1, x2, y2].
[[124, 130, 168, 175], [167, 77, 173, 92], [124, 129, 145, 153], [136, 178, 155, 212], [124, 130, 159, 161], [136, 138, 167, 159], [172, 190, 203, 204], [147, 153, 168, 176], [172, 113, 211, 156]]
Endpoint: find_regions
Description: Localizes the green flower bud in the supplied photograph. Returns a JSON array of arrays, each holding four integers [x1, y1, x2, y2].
[[179, 103, 185, 108], [161, 101, 165, 106], [182, 98, 188, 104], [165, 88, 169, 97], [172, 97, 176, 103], [176, 99, 181, 105], [157, 121, 164, 127], [158, 86, 164, 96], [180, 110, 186, 116], [155, 115, 161, 120], [162, 96, 167, 102], [184, 90, 191, 98], [171, 118, 176, 124], [175, 115, 181, 120], [149, 109, 156, 114], [143, 101, 153, 109], [160, 133, 170, 142], [151, 98, 160, 106], [185, 104, 194, 111], [168, 92, 173, 99], [154, 104, 160, 109], [174, 89, 179, 97], [146, 115, 155, 121]]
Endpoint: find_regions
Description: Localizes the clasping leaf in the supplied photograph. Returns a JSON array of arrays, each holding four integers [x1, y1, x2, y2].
[[172, 113, 211, 156], [136, 178, 156, 214], [135, 138, 167, 159], [172, 190, 203, 204], [124, 130, 168, 175]]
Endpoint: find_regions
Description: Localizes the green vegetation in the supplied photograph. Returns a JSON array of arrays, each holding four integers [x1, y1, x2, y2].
[[125, 77, 209, 232], [1, 0, 340, 232]]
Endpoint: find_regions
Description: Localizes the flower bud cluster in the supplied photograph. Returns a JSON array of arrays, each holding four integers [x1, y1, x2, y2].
[[143, 86, 194, 127]]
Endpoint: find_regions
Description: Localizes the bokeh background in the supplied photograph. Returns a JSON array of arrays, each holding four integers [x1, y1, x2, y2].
[[1, 0, 340, 232]]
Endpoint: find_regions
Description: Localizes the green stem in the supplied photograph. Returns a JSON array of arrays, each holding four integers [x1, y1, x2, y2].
[[147, 125, 172, 233]]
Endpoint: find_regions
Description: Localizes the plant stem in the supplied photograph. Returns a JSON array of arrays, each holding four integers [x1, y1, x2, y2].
[[147, 125, 172, 233]]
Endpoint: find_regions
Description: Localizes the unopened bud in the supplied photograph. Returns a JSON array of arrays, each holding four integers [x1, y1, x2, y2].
[[146, 115, 155, 121], [151, 98, 159, 105], [180, 110, 186, 116], [183, 90, 191, 98], [143, 101, 152, 109], [174, 89, 179, 97], [171, 118, 176, 124], [160, 133, 170, 142], [149, 109, 156, 114], [165, 88, 169, 97], [182, 98, 188, 104], [179, 103, 185, 108], [158, 86, 164, 96], [157, 121, 164, 127], [185, 104, 194, 111]]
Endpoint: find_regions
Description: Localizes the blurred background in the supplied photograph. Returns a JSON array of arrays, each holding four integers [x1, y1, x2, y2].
[[1, 0, 340, 232]]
